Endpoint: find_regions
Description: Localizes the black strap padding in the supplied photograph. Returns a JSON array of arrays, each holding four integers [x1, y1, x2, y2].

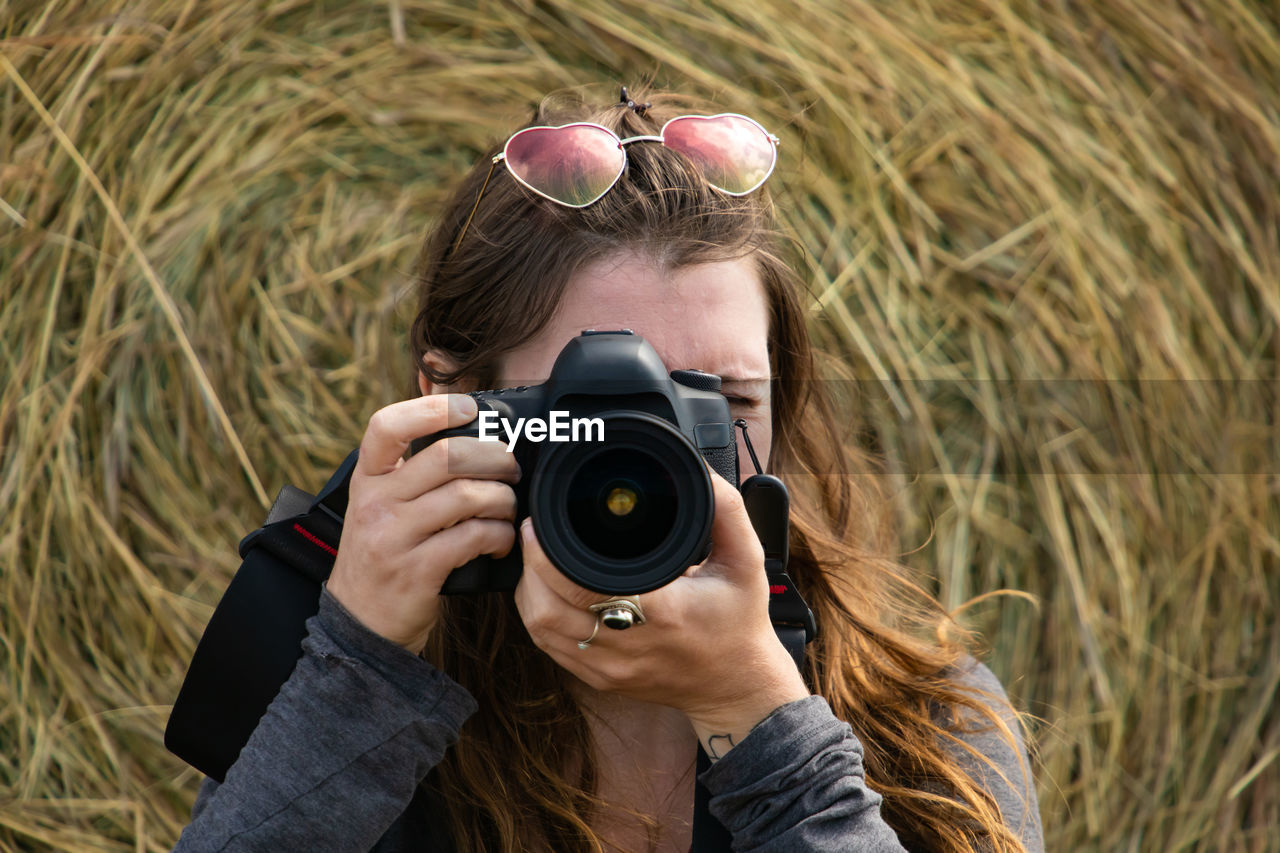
[[237, 510, 340, 586], [767, 570, 818, 645], [266, 483, 313, 524], [166, 493, 339, 782], [165, 539, 325, 781], [775, 626, 809, 671]]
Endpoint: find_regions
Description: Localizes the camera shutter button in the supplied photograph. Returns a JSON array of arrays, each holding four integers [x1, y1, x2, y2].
[[669, 369, 722, 392]]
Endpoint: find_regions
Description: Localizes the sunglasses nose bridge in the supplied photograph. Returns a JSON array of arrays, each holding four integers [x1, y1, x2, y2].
[[617, 134, 665, 146]]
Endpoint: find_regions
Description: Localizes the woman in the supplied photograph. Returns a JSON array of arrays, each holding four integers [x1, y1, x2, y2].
[[176, 86, 1042, 852]]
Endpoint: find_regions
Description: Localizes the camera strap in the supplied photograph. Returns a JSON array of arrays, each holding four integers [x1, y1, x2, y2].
[[733, 420, 819, 668], [164, 452, 357, 782]]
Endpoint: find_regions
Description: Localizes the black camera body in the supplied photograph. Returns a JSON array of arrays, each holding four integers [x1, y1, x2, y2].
[[413, 329, 740, 596]]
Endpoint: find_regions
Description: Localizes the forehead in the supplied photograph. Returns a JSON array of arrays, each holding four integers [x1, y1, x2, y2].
[[497, 251, 771, 385]]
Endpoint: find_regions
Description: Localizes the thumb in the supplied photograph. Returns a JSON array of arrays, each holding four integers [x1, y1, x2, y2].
[[521, 516, 542, 555], [703, 470, 766, 579]]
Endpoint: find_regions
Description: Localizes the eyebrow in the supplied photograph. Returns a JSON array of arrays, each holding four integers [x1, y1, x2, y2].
[[718, 377, 771, 394]]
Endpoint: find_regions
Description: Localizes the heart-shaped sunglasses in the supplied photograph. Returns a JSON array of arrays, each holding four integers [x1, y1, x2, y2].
[[494, 113, 780, 208]]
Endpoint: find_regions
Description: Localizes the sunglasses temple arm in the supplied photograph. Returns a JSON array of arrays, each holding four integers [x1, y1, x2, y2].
[[452, 158, 498, 255]]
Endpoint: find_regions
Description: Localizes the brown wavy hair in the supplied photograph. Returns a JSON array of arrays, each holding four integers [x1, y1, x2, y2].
[[409, 85, 1030, 852]]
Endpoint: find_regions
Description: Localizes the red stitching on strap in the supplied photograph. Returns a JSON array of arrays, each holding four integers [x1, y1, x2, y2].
[[293, 523, 337, 556]]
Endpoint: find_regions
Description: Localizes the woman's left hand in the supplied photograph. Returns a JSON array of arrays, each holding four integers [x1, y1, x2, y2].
[[513, 470, 810, 759]]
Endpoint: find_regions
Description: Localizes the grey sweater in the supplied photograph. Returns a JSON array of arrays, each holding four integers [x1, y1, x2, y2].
[[174, 589, 1043, 852]]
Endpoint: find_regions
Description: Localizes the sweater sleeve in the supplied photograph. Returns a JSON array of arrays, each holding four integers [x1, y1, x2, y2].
[[697, 696, 907, 852], [944, 660, 1045, 852], [174, 585, 477, 853], [698, 662, 1043, 852]]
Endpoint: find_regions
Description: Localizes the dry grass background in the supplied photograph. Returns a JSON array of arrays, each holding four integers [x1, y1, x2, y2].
[[1, 1, 1277, 850]]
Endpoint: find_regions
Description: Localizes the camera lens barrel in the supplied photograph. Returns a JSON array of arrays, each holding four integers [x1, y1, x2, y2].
[[529, 410, 714, 595]]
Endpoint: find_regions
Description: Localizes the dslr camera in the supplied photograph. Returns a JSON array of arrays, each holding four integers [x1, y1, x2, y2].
[[414, 329, 740, 596]]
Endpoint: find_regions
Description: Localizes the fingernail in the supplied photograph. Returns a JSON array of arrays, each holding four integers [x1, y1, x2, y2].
[[521, 517, 534, 544], [452, 394, 478, 420]]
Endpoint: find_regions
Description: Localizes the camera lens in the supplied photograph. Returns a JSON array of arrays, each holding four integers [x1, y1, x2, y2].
[[530, 411, 714, 595], [565, 448, 678, 560]]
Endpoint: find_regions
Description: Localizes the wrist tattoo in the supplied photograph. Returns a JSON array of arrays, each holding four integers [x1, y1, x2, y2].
[[706, 733, 735, 762]]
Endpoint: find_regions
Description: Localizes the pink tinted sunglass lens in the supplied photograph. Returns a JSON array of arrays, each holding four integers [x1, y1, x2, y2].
[[661, 115, 776, 195], [503, 124, 626, 208]]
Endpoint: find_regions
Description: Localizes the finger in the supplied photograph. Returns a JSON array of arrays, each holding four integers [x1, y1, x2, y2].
[[518, 518, 606, 611], [412, 517, 517, 586], [391, 434, 521, 500], [357, 394, 479, 477], [410, 479, 517, 536], [523, 621, 611, 692], [703, 470, 767, 579], [514, 540, 598, 649]]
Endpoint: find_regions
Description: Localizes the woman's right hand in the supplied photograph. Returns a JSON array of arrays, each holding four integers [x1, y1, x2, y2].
[[325, 394, 521, 654]]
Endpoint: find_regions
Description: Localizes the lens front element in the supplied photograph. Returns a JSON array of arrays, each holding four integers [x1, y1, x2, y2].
[[566, 449, 678, 561], [605, 484, 638, 518]]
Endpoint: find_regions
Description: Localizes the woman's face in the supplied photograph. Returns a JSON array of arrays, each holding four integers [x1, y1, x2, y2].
[[494, 249, 773, 475]]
